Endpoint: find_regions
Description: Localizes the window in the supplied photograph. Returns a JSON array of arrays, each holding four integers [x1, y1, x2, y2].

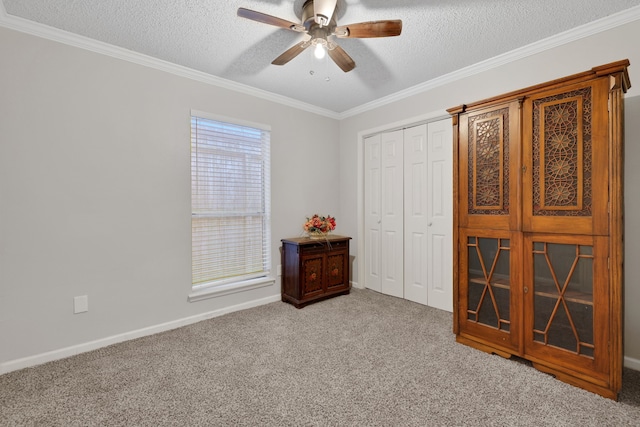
[[190, 111, 272, 300]]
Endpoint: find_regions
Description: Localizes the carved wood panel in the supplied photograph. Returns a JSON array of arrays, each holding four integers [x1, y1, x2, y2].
[[302, 257, 323, 295], [532, 87, 592, 216], [468, 107, 510, 215], [327, 254, 345, 289]]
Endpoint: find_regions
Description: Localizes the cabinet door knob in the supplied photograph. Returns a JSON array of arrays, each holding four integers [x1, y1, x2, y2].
[[524, 286, 529, 294]]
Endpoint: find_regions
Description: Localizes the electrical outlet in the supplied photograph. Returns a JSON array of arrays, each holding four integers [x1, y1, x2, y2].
[[74, 295, 88, 314]]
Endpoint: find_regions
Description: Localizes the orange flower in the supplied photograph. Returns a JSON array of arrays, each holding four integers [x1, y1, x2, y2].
[[303, 214, 337, 234]]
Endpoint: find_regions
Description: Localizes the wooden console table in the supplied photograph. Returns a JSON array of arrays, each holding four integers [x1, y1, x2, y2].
[[281, 235, 351, 308]]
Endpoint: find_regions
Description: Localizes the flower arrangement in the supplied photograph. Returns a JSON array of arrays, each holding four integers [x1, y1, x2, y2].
[[303, 214, 336, 235]]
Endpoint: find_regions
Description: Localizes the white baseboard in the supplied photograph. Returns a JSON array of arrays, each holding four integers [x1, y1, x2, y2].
[[0, 294, 281, 375], [351, 280, 363, 289], [624, 355, 640, 371], [3, 293, 639, 376]]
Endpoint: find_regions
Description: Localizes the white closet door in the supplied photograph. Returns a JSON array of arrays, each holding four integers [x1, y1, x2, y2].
[[364, 119, 452, 309], [403, 124, 429, 305], [364, 135, 382, 293], [380, 129, 405, 298], [426, 119, 453, 312]]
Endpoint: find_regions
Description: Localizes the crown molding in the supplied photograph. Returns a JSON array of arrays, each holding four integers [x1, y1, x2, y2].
[[0, 5, 341, 120], [1, 2, 639, 121], [339, 5, 640, 119]]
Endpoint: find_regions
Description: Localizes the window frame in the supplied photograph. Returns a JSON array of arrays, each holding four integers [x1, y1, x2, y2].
[[188, 110, 274, 302]]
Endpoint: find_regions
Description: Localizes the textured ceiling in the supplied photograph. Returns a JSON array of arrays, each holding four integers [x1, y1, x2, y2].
[[3, 0, 640, 114]]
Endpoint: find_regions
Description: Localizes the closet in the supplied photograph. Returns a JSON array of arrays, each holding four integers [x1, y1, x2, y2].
[[448, 60, 630, 399], [363, 119, 452, 311]]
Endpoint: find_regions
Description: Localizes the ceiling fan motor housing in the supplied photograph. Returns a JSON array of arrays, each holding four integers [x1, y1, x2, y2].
[[302, 0, 337, 31]]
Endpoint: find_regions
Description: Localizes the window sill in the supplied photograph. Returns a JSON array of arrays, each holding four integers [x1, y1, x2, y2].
[[188, 276, 276, 303]]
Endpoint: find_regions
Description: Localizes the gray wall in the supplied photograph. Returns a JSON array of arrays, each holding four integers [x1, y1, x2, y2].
[[624, 95, 640, 363], [0, 26, 341, 367]]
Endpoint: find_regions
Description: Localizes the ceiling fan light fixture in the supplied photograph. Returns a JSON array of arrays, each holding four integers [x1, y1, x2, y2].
[[314, 43, 326, 59]]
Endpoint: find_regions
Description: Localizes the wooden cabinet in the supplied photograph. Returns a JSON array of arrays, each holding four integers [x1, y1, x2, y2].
[[281, 235, 351, 308], [448, 60, 630, 399]]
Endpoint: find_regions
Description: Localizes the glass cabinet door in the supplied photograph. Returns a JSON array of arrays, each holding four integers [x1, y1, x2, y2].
[[532, 242, 593, 356], [459, 229, 521, 352], [524, 234, 609, 378], [467, 236, 511, 331]]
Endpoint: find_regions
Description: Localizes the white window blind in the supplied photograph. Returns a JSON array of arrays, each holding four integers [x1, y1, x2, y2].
[[191, 114, 271, 289]]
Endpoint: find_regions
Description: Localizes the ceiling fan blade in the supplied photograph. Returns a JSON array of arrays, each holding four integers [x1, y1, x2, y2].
[[272, 42, 311, 66], [312, 0, 338, 26], [328, 45, 356, 73], [334, 20, 403, 38], [237, 8, 304, 32]]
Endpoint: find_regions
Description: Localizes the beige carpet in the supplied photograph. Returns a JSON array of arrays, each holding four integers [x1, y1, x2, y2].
[[1, 288, 639, 426]]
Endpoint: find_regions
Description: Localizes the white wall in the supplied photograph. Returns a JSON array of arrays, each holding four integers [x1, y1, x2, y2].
[[0, 26, 341, 368], [338, 18, 640, 366]]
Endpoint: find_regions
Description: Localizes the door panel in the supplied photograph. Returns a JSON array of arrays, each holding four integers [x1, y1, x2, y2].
[[523, 233, 609, 380], [522, 79, 610, 235], [327, 252, 348, 291], [364, 135, 382, 292], [301, 255, 324, 299], [458, 228, 521, 353], [458, 101, 521, 231], [381, 130, 404, 298], [366, 119, 453, 307], [426, 120, 453, 311], [404, 124, 428, 304]]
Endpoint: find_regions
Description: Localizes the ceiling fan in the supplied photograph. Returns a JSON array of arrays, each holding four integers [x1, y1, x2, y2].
[[237, 0, 402, 72]]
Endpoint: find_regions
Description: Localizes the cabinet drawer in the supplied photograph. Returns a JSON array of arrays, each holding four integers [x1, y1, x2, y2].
[[299, 240, 348, 254]]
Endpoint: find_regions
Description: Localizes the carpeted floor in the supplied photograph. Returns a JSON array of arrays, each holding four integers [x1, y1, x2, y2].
[[1, 288, 639, 426]]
